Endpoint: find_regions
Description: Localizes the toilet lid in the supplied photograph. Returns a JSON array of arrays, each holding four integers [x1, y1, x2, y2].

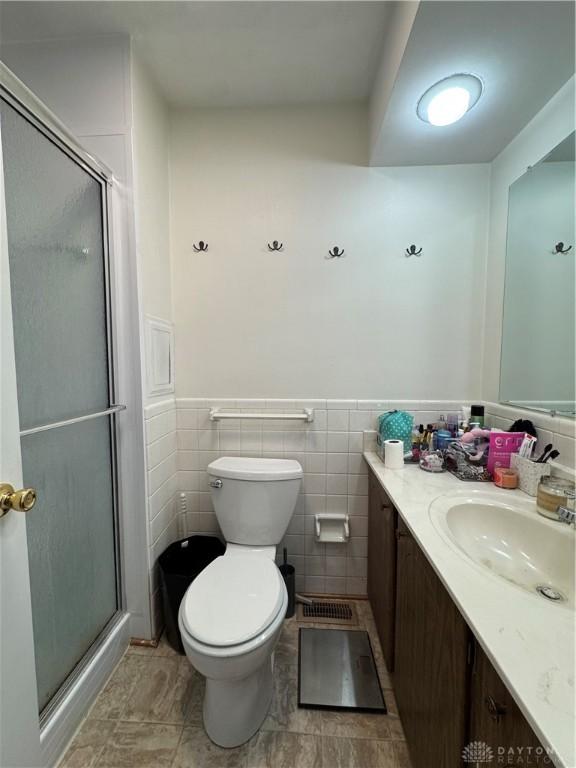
[[181, 555, 285, 647]]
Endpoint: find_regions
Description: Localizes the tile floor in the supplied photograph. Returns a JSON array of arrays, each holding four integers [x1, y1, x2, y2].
[[59, 601, 411, 768]]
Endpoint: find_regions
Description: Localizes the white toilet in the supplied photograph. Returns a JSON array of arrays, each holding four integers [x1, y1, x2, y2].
[[178, 456, 303, 747]]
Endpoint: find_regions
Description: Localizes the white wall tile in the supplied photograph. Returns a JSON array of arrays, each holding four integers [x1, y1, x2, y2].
[[305, 576, 326, 592], [346, 577, 367, 595], [348, 495, 368, 516], [305, 453, 326, 473], [327, 432, 348, 453], [146, 408, 177, 444], [348, 474, 368, 496], [349, 411, 374, 431], [348, 453, 368, 474], [327, 410, 350, 431], [146, 431, 177, 470], [303, 474, 327, 495], [284, 431, 306, 452], [325, 576, 346, 594], [324, 400, 355, 410], [170, 397, 484, 600], [176, 409, 198, 430], [326, 474, 348, 495], [148, 453, 177, 496], [326, 556, 346, 577], [348, 432, 364, 453], [326, 453, 348, 474], [325, 495, 348, 515], [177, 429, 199, 450], [306, 431, 327, 453]]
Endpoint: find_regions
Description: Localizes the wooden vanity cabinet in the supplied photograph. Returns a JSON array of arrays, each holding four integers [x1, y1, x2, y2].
[[367, 471, 397, 670], [394, 517, 470, 768], [469, 641, 548, 762], [366, 467, 554, 768]]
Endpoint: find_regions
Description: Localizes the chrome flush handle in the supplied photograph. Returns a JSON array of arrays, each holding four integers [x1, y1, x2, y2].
[[209, 479, 223, 489]]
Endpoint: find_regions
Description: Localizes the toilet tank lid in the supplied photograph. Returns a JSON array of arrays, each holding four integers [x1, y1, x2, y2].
[[208, 457, 303, 481]]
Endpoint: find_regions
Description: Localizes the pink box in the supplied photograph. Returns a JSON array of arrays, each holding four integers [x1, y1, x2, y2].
[[487, 432, 525, 476]]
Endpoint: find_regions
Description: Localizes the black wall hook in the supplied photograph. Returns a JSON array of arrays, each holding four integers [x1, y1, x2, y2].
[[193, 240, 208, 252], [267, 240, 283, 251], [405, 244, 422, 257], [553, 241, 572, 254], [327, 246, 345, 259]]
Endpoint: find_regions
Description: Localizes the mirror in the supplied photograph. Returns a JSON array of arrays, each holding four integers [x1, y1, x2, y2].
[[500, 132, 575, 417]]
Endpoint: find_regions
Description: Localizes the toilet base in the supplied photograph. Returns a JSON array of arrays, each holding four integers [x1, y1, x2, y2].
[[203, 656, 274, 747]]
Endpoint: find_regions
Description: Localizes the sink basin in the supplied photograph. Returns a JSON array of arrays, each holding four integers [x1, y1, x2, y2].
[[429, 491, 575, 609]]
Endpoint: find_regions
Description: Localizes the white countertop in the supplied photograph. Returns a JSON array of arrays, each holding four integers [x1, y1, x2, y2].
[[363, 451, 575, 768]]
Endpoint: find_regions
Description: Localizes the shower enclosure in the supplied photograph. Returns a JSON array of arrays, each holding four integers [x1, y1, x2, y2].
[[0, 64, 144, 766]]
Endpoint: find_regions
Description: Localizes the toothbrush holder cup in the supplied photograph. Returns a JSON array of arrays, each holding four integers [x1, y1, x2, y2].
[[510, 453, 551, 497]]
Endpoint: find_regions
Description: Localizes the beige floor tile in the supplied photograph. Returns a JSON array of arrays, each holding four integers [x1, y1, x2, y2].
[[262, 663, 322, 736], [122, 656, 203, 725], [354, 599, 373, 628], [154, 632, 183, 658], [320, 709, 391, 741], [58, 719, 116, 768], [96, 722, 181, 768], [60, 602, 410, 768], [90, 656, 147, 721], [392, 740, 413, 768], [246, 731, 322, 768], [274, 623, 299, 667], [322, 735, 399, 768], [126, 643, 156, 657], [387, 715, 405, 741], [172, 727, 247, 768]]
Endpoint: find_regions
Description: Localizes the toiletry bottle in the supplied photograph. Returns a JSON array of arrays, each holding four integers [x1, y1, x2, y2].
[[427, 424, 436, 451], [471, 405, 484, 428]]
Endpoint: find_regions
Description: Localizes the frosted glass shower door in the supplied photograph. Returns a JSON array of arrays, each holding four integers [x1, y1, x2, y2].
[[1, 99, 120, 712]]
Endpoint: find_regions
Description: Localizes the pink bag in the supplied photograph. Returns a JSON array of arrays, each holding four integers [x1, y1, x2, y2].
[[487, 432, 525, 476]]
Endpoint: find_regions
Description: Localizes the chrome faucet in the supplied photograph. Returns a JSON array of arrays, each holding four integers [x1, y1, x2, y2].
[[557, 504, 576, 527], [556, 490, 576, 526]]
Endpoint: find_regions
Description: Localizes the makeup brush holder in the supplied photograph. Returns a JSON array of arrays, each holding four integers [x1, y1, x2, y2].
[[510, 453, 550, 497]]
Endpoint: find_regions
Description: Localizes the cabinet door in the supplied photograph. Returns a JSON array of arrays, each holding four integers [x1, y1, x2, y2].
[[469, 642, 550, 765], [367, 471, 397, 670], [394, 519, 469, 768]]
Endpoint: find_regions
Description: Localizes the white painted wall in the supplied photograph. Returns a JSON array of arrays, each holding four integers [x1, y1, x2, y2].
[[481, 76, 575, 404], [170, 105, 490, 400], [131, 54, 172, 330]]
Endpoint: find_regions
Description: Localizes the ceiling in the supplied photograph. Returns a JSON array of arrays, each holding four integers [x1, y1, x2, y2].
[[370, 1, 575, 165], [0, 1, 391, 108], [0, 1, 574, 164]]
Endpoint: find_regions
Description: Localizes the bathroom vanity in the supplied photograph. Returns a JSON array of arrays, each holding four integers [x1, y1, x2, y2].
[[365, 453, 574, 768]]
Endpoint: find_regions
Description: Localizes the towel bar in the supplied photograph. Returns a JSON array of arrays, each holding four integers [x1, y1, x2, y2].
[[209, 408, 314, 423]]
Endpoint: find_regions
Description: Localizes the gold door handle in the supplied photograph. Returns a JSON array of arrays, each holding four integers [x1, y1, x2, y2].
[[0, 483, 37, 516]]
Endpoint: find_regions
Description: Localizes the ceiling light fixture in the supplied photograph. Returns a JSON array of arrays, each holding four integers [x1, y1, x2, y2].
[[417, 73, 483, 127]]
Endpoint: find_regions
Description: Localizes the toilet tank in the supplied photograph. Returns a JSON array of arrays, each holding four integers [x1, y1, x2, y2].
[[207, 457, 303, 546]]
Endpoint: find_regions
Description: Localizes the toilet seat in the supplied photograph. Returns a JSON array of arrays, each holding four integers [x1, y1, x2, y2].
[[180, 554, 284, 647]]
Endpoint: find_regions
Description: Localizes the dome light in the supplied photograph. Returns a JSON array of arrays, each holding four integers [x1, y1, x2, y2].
[[417, 74, 483, 126]]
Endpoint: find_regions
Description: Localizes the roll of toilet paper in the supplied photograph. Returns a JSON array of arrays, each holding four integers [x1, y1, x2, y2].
[[384, 439, 405, 469]]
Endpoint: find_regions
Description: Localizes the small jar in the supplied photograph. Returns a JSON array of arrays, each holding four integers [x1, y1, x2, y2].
[[419, 450, 445, 473], [536, 476, 576, 520]]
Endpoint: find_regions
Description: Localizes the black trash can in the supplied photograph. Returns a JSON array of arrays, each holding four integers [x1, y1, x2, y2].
[[278, 548, 295, 619], [158, 535, 225, 653]]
